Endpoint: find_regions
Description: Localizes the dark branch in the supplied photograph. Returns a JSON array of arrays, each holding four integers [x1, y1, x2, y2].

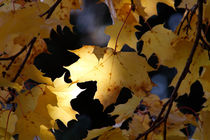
[[0, 45, 27, 61], [136, 0, 204, 139], [177, 4, 198, 35], [39, 0, 62, 19], [12, 37, 37, 82]]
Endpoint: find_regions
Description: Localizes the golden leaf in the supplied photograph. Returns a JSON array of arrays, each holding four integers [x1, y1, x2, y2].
[[98, 128, 129, 140], [0, 110, 18, 136], [68, 45, 153, 107], [140, 0, 174, 19], [105, 20, 138, 51], [111, 93, 142, 123], [141, 24, 176, 64], [84, 126, 113, 140], [14, 87, 57, 140], [163, 40, 210, 94]]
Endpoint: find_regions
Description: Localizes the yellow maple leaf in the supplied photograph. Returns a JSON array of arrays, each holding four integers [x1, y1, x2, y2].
[[14, 87, 57, 140], [111, 93, 142, 123], [163, 40, 210, 94], [21, 64, 53, 86], [140, 0, 174, 19], [141, 24, 176, 64], [14, 84, 46, 117], [105, 0, 139, 24], [0, 2, 59, 52], [105, 20, 138, 51], [67, 45, 153, 107], [84, 126, 113, 140], [0, 110, 18, 140], [97, 128, 129, 140]]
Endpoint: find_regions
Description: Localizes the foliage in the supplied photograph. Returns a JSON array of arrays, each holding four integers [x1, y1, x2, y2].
[[0, 0, 209, 140]]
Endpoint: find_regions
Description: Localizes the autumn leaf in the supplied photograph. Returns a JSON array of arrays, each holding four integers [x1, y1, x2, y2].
[[0, 110, 18, 140], [0, 0, 209, 140], [68, 45, 153, 107], [14, 87, 57, 140], [105, 20, 138, 51], [140, 24, 176, 64], [139, 0, 174, 19]]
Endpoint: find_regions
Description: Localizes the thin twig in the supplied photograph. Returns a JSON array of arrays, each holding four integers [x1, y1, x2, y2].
[[39, 0, 62, 19], [0, 46, 27, 61], [163, 119, 167, 140], [136, 0, 204, 139], [177, 9, 190, 35], [12, 37, 37, 82], [200, 35, 210, 49], [114, 5, 132, 54], [177, 4, 198, 35]]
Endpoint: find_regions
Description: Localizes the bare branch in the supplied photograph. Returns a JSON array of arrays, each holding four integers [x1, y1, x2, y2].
[[40, 0, 62, 19], [12, 37, 37, 82], [0, 46, 27, 61], [136, 0, 204, 139]]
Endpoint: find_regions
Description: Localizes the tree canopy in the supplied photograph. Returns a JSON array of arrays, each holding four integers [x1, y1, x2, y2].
[[0, 0, 210, 140]]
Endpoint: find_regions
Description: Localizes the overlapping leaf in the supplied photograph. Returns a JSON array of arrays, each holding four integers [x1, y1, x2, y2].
[[67, 45, 153, 107]]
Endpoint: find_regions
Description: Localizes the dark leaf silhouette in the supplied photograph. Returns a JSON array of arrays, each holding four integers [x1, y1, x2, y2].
[[176, 80, 207, 115], [51, 81, 135, 140], [34, 25, 82, 82]]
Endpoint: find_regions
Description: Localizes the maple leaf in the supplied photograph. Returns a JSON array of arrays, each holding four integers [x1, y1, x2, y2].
[[140, 24, 176, 64], [135, 3, 180, 40], [0, 0, 209, 140], [163, 40, 210, 94], [67, 45, 153, 107], [0, 2, 59, 52], [139, 0, 174, 19], [105, 0, 139, 24], [14, 86, 57, 140], [0, 2, 64, 86], [96, 128, 129, 140], [51, 81, 141, 140], [0, 110, 18, 140], [105, 20, 138, 51]]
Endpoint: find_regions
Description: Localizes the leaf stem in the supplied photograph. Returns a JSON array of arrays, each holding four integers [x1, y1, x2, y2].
[[114, 5, 132, 54]]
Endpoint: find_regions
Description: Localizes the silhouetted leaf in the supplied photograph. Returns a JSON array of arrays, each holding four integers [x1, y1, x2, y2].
[[34, 25, 81, 82], [176, 81, 207, 115]]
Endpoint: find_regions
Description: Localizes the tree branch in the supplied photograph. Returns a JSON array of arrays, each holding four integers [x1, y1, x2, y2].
[[39, 0, 62, 19], [0, 45, 27, 61], [12, 37, 37, 82], [136, 0, 204, 139]]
